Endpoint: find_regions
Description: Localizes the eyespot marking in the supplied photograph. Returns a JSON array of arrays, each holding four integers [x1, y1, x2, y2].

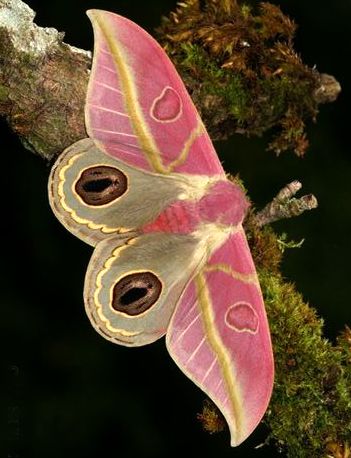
[[225, 302, 259, 334], [75, 165, 127, 206], [150, 86, 182, 123], [111, 272, 162, 316]]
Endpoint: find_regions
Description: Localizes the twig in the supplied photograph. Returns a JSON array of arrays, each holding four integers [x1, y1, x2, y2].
[[314, 73, 341, 104], [254, 180, 318, 227]]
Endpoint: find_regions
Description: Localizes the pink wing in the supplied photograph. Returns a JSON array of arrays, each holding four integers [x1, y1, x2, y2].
[[166, 228, 274, 446], [86, 10, 224, 175]]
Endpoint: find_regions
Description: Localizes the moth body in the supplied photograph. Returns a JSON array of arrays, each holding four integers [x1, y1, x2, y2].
[[142, 178, 247, 235]]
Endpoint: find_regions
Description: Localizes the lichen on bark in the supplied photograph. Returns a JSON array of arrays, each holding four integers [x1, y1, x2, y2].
[[0, 0, 90, 160]]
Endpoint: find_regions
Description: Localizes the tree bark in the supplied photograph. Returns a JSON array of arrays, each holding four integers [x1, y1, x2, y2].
[[0, 0, 90, 160]]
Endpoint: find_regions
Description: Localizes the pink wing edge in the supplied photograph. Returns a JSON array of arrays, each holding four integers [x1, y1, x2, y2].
[[85, 9, 224, 176], [166, 228, 274, 446]]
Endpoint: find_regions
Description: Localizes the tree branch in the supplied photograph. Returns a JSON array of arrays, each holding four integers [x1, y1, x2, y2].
[[254, 181, 318, 227], [0, 0, 90, 160]]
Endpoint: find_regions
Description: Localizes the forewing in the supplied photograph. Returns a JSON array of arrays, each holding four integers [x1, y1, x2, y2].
[[86, 10, 224, 176], [48, 138, 187, 246], [84, 232, 206, 346], [166, 228, 274, 446]]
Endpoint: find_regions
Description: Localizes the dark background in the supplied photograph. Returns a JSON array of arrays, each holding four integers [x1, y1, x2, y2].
[[2, 0, 350, 457]]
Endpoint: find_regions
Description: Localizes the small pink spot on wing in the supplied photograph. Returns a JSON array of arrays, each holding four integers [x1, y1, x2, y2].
[[225, 302, 259, 334], [150, 86, 182, 123]]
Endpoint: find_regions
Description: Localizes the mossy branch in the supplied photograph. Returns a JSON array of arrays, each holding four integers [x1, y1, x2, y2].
[[1, 1, 349, 457], [157, 0, 341, 156]]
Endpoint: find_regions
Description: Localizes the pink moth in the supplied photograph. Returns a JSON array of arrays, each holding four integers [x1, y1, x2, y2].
[[48, 9, 274, 446]]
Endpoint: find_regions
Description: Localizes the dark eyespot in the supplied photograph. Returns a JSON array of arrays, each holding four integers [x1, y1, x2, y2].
[[112, 272, 162, 316], [75, 166, 127, 206]]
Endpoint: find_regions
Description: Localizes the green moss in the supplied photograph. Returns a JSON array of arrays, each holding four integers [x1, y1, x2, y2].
[[259, 271, 351, 457], [181, 43, 223, 78], [0, 84, 9, 102], [221, 75, 250, 122], [241, 4, 252, 19], [180, 43, 252, 126], [236, 214, 351, 456], [245, 218, 283, 273]]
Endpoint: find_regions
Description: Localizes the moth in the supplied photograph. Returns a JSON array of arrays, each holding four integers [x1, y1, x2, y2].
[[48, 10, 274, 446]]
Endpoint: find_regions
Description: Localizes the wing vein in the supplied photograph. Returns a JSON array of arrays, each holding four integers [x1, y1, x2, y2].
[[99, 63, 118, 74], [92, 128, 137, 138], [201, 356, 218, 384], [103, 145, 144, 158], [173, 304, 199, 344], [186, 336, 206, 364], [88, 103, 130, 118], [94, 80, 123, 94], [100, 47, 112, 56]]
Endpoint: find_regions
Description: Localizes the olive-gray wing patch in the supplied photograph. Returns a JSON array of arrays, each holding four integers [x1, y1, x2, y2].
[[48, 138, 187, 246], [84, 231, 206, 346]]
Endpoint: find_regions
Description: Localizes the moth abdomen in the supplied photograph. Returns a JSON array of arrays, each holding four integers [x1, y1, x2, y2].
[[141, 200, 201, 234]]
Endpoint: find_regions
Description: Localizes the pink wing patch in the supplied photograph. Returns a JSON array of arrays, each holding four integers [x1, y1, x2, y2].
[[86, 10, 224, 175], [166, 228, 274, 446]]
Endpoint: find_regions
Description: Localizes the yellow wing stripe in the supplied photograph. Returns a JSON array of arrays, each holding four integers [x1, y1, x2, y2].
[[93, 240, 140, 336], [93, 12, 166, 173], [166, 122, 203, 173], [195, 271, 244, 444], [205, 263, 260, 287]]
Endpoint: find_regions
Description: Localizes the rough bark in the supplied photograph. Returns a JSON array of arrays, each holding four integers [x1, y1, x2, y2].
[[0, 0, 90, 160]]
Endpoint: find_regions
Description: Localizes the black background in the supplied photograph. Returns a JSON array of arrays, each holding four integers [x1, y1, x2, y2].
[[2, 1, 350, 457]]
